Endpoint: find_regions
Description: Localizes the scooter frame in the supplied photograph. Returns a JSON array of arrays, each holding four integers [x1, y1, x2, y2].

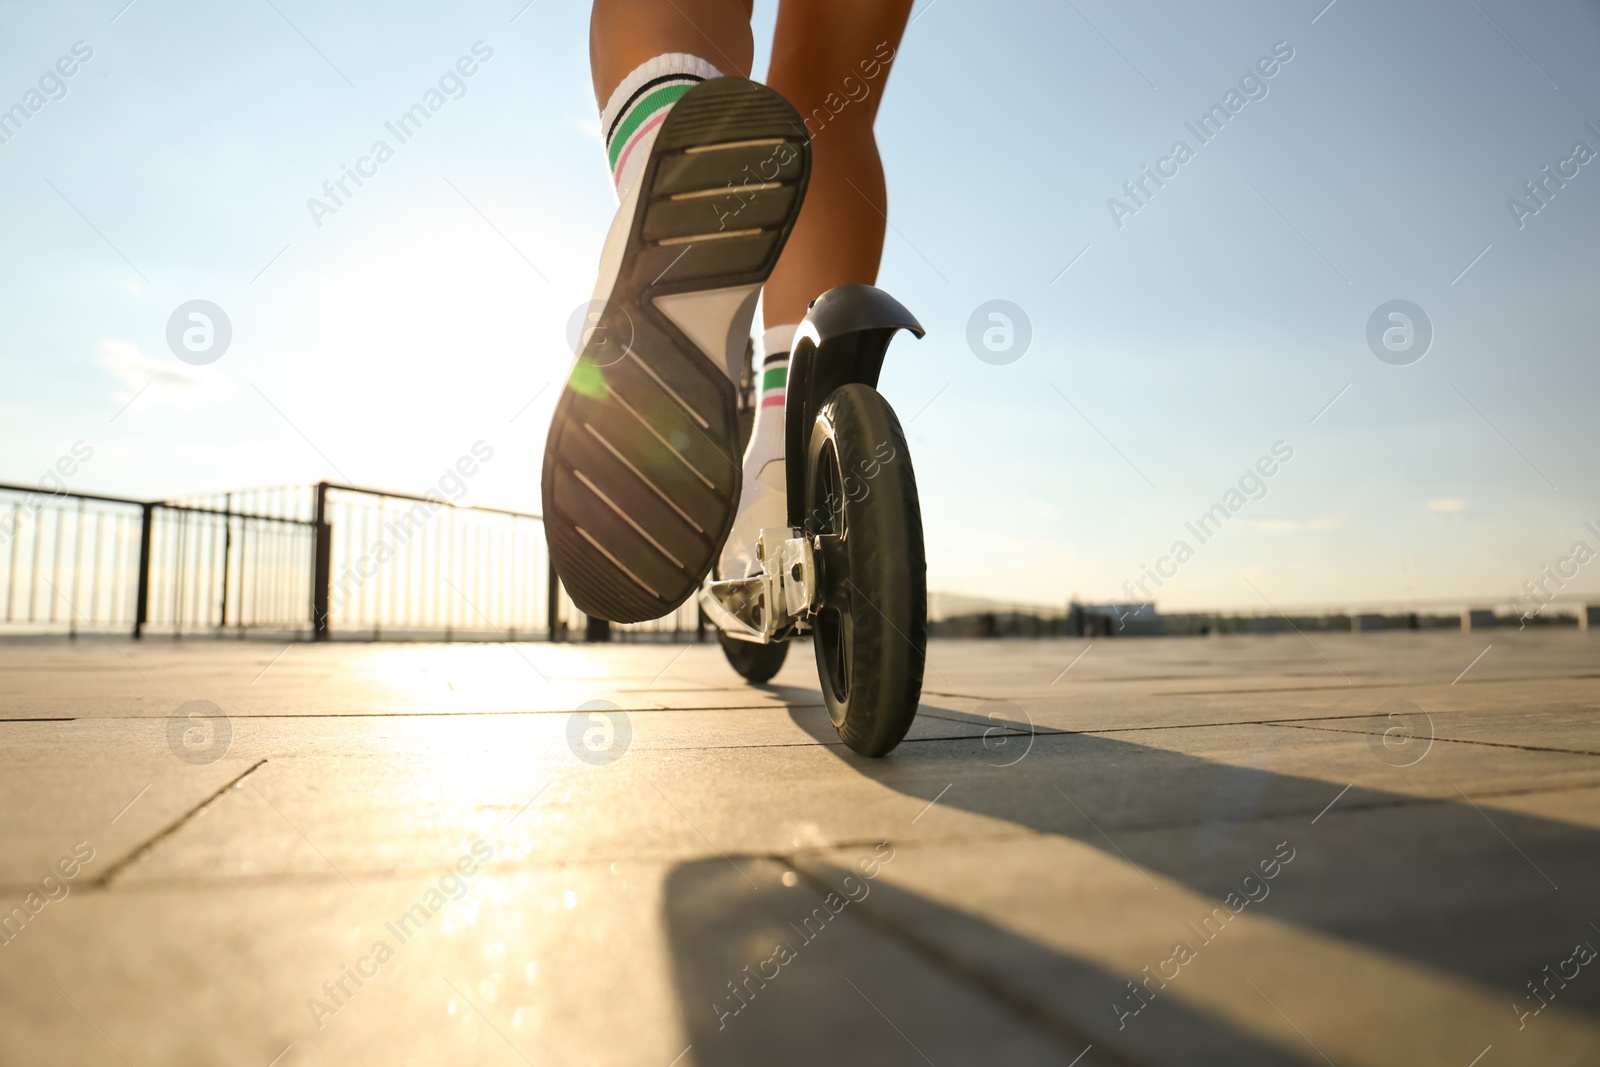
[[700, 285, 924, 642]]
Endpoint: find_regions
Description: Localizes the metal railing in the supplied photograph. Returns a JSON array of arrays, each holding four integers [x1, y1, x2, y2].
[[306, 483, 697, 640], [2, 481, 699, 642], [140, 498, 316, 637], [0, 483, 317, 639], [2, 487, 142, 636], [316, 483, 553, 640]]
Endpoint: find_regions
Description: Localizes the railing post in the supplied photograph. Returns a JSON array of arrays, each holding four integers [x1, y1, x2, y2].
[[312, 482, 332, 641], [546, 555, 562, 642], [218, 492, 232, 632], [132, 503, 154, 639]]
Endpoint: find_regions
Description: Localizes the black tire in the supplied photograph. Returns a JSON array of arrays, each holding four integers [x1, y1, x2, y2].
[[718, 631, 790, 684], [804, 384, 925, 756]]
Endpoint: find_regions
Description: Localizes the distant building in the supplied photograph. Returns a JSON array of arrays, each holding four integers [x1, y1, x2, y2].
[[1070, 601, 1159, 636]]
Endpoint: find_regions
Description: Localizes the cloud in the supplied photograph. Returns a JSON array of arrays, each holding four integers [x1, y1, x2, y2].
[[1428, 498, 1466, 513], [98, 339, 231, 409]]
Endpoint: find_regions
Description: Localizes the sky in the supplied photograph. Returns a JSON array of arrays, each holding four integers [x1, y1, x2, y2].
[[1, 0, 1598, 613]]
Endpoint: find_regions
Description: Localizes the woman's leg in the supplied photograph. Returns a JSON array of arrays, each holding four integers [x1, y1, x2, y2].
[[762, 0, 914, 326], [589, 0, 755, 197], [589, 0, 911, 315], [590, 0, 754, 103], [716, 0, 914, 582]]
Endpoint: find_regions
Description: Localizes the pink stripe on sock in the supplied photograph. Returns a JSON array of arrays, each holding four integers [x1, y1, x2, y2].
[[612, 111, 668, 187], [760, 394, 786, 408]]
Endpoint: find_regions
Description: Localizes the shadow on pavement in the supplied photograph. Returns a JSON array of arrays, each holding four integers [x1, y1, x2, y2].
[[659, 688, 1598, 1060], [662, 853, 1322, 1067], [780, 703, 1600, 1020]]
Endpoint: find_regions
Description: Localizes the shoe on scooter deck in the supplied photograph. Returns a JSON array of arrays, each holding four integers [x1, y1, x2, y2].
[[543, 78, 811, 624]]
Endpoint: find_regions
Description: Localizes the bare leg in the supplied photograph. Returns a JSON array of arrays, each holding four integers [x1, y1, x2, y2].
[[590, 0, 755, 103], [590, 0, 911, 322], [763, 0, 914, 326]]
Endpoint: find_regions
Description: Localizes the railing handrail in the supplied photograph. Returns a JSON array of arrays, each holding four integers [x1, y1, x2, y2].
[[321, 481, 542, 522], [0, 483, 314, 526], [151, 501, 314, 525], [0, 480, 149, 509], [158, 480, 545, 523]]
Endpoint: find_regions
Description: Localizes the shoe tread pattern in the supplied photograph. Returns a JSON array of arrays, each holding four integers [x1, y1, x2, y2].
[[544, 78, 810, 622]]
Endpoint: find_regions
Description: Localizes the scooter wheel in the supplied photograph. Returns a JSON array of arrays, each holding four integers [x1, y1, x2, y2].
[[804, 384, 926, 756], [717, 631, 789, 684]]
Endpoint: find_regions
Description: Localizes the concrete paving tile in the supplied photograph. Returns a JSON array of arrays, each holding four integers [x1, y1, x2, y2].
[[2, 709, 1024, 883], [110, 737, 1018, 884], [1466, 783, 1600, 831], [1275, 704, 1600, 757], [0, 864, 682, 1067], [1081, 723, 1600, 816], [0, 857, 1083, 1067], [797, 822, 1600, 1067], [919, 631, 1600, 701], [995, 678, 1600, 738], [0, 723, 260, 887], [0, 641, 731, 718], [96, 720, 1596, 891], [659, 855, 1088, 1066]]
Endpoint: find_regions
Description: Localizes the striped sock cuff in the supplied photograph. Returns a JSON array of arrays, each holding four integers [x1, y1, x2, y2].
[[758, 324, 798, 409], [758, 353, 787, 408], [599, 53, 722, 193]]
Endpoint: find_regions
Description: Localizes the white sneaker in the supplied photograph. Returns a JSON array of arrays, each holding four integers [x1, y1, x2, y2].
[[541, 78, 811, 623]]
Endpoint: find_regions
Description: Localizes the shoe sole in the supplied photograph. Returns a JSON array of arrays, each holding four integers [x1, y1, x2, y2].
[[543, 78, 811, 623]]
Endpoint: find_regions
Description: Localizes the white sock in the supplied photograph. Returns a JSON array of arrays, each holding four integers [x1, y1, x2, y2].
[[744, 323, 797, 479], [599, 53, 722, 200], [719, 323, 799, 578]]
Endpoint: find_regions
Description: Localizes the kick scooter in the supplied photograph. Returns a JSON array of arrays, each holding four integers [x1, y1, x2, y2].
[[700, 286, 927, 757]]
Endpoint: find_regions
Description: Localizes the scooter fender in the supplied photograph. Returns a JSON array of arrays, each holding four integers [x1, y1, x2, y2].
[[784, 285, 924, 527]]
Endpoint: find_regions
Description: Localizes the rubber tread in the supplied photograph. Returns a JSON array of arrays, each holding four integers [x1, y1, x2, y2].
[[807, 385, 926, 756], [543, 78, 810, 622]]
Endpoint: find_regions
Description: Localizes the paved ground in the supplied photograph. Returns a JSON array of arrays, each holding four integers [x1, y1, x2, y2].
[[1, 630, 1597, 1066]]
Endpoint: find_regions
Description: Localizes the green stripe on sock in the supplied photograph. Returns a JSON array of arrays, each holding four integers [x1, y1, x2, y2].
[[760, 367, 787, 393], [607, 83, 695, 170]]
